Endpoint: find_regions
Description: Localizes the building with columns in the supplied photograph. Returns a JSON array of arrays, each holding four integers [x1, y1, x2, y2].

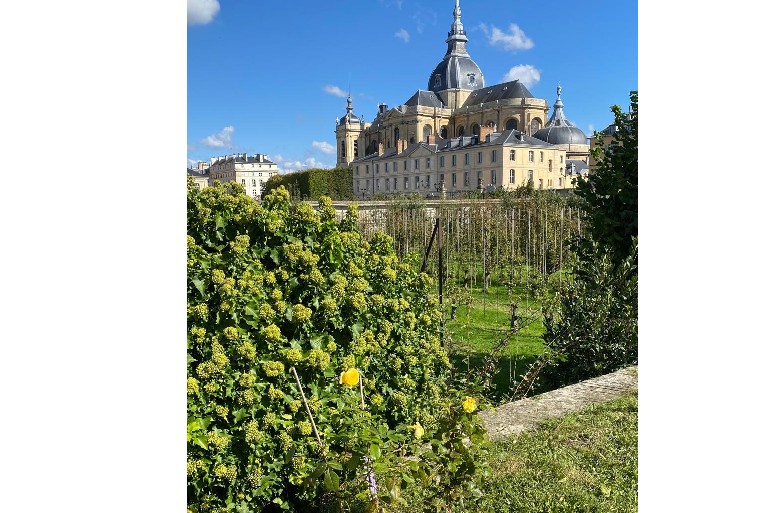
[[336, 0, 590, 197]]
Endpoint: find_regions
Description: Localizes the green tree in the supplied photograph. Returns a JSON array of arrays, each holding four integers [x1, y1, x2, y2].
[[575, 90, 638, 265]]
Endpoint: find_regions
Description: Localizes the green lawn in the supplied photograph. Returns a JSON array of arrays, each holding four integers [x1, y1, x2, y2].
[[394, 391, 638, 513], [443, 282, 548, 402]]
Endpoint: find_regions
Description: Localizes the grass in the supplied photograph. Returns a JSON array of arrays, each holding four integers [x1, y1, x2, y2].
[[443, 282, 549, 402], [394, 391, 638, 513]]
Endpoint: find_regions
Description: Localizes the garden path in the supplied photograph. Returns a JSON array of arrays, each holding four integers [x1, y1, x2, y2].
[[479, 366, 638, 442]]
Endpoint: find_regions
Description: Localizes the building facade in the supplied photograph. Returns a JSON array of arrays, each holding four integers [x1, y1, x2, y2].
[[206, 153, 279, 198], [336, 0, 590, 197]]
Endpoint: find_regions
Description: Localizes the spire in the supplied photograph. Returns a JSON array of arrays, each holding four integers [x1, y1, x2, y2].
[[548, 84, 569, 127], [445, 0, 469, 56], [346, 94, 353, 117]]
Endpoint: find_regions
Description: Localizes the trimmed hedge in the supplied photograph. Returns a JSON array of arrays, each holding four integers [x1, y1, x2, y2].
[[264, 168, 354, 201]]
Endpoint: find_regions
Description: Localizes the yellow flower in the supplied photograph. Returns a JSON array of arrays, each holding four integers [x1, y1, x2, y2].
[[339, 368, 360, 387], [410, 423, 424, 439], [462, 396, 477, 413]]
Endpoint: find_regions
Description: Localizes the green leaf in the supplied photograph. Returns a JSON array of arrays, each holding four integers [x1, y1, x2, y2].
[[351, 323, 364, 338], [369, 443, 381, 460], [323, 470, 340, 491], [233, 409, 246, 423], [194, 435, 208, 450], [326, 461, 343, 471], [600, 484, 611, 497], [191, 278, 206, 297], [401, 472, 415, 485]]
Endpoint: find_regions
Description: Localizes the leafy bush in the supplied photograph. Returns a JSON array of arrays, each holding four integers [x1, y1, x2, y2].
[[187, 180, 486, 512], [539, 240, 638, 390], [263, 168, 354, 201]]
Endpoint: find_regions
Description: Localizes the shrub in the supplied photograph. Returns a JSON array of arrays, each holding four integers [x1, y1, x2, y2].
[[187, 180, 486, 512]]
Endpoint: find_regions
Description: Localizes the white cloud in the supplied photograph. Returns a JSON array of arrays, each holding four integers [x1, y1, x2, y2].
[[271, 155, 332, 174], [588, 124, 595, 136], [312, 141, 335, 154], [502, 65, 540, 88], [323, 85, 348, 98], [479, 23, 534, 52], [188, 0, 220, 26], [394, 28, 410, 43], [200, 126, 234, 148]]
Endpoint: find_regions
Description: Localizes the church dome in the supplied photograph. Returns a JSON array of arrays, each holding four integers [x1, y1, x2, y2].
[[533, 86, 588, 145], [428, 1, 484, 93]]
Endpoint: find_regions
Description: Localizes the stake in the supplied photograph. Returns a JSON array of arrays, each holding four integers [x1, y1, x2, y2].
[[290, 366, 323, 448]]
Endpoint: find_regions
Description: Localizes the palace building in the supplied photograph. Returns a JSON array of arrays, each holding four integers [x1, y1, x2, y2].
[[336, 0, 590, 198]]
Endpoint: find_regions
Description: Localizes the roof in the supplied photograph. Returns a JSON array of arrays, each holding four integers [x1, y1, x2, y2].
[[532, 86, 588, 145], [461, 79, 534, 107], [404, 90, 446, 108], [187, 168, 208, 177]]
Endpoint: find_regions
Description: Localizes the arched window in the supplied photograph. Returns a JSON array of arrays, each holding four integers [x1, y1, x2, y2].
[[440, 126, 448, 139], [530, 119, 541, 135], [457, 126, 465, 137], [505, 118, 518, 131], [423, 124, 432, 143], [341, 141, 346, 158], [394, 127, 400, 144], [472, 124, 480, 136]]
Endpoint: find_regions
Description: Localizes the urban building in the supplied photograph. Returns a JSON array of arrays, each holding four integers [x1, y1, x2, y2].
[[336, 0, 590, 197], [205, 153, 279, 198]]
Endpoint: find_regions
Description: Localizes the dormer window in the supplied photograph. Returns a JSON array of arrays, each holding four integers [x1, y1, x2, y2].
[[467, 73, 476, 86], [434, 74, 441, 88]]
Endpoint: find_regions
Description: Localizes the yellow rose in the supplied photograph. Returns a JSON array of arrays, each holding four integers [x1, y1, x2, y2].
[[410, 423, 424, 439], [339, 368, 360, 387], [462, 396, 477, 413]]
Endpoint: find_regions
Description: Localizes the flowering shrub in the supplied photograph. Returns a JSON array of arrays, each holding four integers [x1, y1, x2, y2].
[[187, 180, 486, 512]]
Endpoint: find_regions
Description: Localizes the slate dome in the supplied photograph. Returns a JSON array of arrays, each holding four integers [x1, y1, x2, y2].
[[532, 86, 588, 145]]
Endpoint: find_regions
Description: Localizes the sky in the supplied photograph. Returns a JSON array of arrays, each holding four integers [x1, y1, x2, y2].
[[187, 0, 638, 173]]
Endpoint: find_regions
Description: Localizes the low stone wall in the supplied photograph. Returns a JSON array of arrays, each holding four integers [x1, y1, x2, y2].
[[480, 366, 638, 442]]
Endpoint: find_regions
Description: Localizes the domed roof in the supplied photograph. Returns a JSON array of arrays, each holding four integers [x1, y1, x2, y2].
[[428, 1, 484, 93], [533, 85, 588, 145]]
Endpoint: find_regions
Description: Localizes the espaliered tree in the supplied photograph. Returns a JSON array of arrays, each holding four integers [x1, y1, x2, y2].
[[187, 180, 487, 513]]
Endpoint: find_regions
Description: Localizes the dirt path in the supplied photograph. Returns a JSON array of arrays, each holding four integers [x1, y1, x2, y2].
[[479, 366, 638, 442]]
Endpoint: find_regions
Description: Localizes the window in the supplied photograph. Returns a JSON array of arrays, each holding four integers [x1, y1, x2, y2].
[[509, 169, 515, 183], [404, 177, 409, 189], [356, 166, 359, 176], [477, 170, 483, 182], [510, 149, 515, 161], [439, 156, 445, 168], [410, 137, 415, 144], [393, 178, 397, 190], [560, 155, 564, 163], [404, 160, 408, 170], [241, 179, 246, 186], [426, 175, 430, 187], [426, 158, 431, 169], [558, 178, 563, 187], [386, 179, 390, 191], [366, 165, 369, 174], [528, 151, 534, 162], [341, 141, 345, 158], [528, 170, 533, 180], [549, 160, 552, 173], [375, 164, 379, 174], [491, 170, 496, 185], [354, 140, 358, 158], [452, 155, 457, 167], [465, 153, 470, 165], [393, 162, 397, 172], [538, 178, 543, 189], [439, 173, 445, 185], [415, 176, 420, 189], [252, 179, 256, 187], [414, 159, 419, 170], [376, 179, 380, 191], [452, 173, 457, 187], [548, 179, 552, 187], [491, 150, 497, 163], [253, 189, 258, 197], [464, 171, 470, 186], [477, 152, 482, 164]]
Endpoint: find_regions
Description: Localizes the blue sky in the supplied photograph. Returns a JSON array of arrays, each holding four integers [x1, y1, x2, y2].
[[188, 0, 638, 172]]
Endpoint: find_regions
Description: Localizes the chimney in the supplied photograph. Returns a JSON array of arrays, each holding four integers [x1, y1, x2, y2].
[[378, 142, 384, 156], [378, 103, 388, 115], [427, 133, 436, 145], [479, 123, 495, 142]]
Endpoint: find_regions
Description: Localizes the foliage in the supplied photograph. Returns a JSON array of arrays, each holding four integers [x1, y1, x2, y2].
[[575, 91, 638, 264], [187, 181, 486, 512], [539, 240, 638, 390], [264, 168, 355, 201]]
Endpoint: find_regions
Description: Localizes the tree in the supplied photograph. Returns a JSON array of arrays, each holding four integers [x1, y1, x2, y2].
[[575, 91, 638, 265]]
